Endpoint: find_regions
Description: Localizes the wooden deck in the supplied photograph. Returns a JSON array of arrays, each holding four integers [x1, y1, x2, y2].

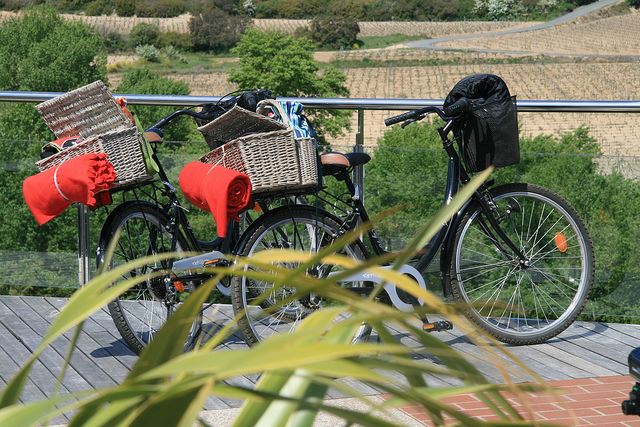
[[0, 295, 636, 416]]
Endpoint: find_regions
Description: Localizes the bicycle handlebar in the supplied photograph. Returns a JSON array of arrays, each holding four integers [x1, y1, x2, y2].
[[443, 97, 469, 117], [384, 105, 452, 127], [151, 108, 213, 130]]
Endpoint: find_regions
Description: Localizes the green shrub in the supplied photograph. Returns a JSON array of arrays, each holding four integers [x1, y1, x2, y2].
[[161, 45, 187, 63], [254, 0, 279, 17], [628, 0, 640, 7], [114, 0, 135, 15], [157, 31, 193, 50], [83, 0, 114, 15], [309, 14, 360, 49], [102, 31, 127, 52], [134, 0, 185, 17], [135, 44, 160, 62], [1, 0, 43, 10], [190, 7, 251, 52], [129, 22, 160, 47]]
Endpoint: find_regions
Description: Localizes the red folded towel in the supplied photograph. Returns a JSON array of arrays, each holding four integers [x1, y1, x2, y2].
[[23, 153, 117, 225], [179, 162, 252, 238]]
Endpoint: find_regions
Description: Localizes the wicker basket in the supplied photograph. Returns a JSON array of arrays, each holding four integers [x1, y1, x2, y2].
[[36, 127, 150, 189], [200, 129, 319, 196], [35, 81, 152, 189], [197, 105, 287, 149], [36, 81, 132, 139]]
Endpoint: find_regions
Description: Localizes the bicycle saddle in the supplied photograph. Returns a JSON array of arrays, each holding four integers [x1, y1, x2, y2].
[[320, 152, 371, 176]]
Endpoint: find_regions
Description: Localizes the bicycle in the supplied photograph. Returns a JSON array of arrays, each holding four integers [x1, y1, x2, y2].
[[230, 99, 595, 346], [95, 97, 268, 354]]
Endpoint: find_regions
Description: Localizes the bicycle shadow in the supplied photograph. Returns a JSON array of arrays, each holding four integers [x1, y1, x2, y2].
[[197, 321, 249, 349]]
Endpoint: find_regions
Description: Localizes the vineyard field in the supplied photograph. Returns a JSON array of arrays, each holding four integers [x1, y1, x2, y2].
[[117, 61, 640, 155]]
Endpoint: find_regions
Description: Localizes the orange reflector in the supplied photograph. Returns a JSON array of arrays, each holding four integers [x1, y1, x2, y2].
[[554, 232, 568, 253], [422, 323, 436, 331], [174, 281, 185, 293], [254, 202, 263, 213]]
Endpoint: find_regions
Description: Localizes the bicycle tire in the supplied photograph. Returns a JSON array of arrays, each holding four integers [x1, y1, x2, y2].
[[230, 206, 371, 346], [97, 203, 202, 354], [449, 183, 594, 345]]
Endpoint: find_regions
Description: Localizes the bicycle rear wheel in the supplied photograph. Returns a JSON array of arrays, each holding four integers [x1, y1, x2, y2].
[[450, 183, 594, 345], [230, 206, 371, 346], [98, 203, 202, 354]]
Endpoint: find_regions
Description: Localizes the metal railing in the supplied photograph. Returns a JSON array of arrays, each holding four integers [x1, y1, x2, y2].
[[2, 90, 640, 288]]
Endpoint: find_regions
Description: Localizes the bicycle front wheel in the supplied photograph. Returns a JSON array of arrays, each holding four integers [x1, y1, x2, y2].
[[98, 203, 202, 354], [231, 206, 371, 346], [450, 183, 594, 345]]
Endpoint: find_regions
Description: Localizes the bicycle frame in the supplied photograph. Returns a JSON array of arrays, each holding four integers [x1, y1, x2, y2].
[[326, 119, 527, 298]]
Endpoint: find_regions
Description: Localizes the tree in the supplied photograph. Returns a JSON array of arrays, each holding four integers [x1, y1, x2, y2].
[[308, 14, 360, 50], [0, 7, 107, 262], [228, 29, 351, 145], [190, 6, 251, 52], [129, 23, 160, 48], [0, 8, 105, 92]]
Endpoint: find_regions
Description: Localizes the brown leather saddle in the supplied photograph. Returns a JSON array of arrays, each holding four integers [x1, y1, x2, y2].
[[320, 152, 371, 176]]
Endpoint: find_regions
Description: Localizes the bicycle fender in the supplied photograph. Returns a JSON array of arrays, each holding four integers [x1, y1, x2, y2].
[[96, 200, 164, 268], [233, 204, 343, 255]]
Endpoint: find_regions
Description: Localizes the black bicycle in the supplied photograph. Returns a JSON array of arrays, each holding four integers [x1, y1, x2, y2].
[[230, 95, 595, 346], [95, 96, 266, 354]]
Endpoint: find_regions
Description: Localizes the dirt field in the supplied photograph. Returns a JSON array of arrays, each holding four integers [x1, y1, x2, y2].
[[439, 10, 640, 56]]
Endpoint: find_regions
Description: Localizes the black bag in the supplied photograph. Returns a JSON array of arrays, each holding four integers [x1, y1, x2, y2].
[[444, 74, 519, 172]]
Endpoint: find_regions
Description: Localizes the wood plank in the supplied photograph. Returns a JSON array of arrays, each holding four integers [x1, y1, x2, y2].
[[9, 297, 118, 389], [0, 300, 89, 393], [45, 297, 138, 371], [548, 324, 629, 374], [529, 343, 612, 378], [24, 297, 130, 383], [44, 297, 138, 370], [561, 321, 637, 362], [0, 346, 47, 402], [574, 320, 640, 348]]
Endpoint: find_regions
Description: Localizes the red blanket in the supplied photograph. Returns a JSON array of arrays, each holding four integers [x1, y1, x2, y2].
[[179, 162, 252, 237], [23, 153, 117, 225]]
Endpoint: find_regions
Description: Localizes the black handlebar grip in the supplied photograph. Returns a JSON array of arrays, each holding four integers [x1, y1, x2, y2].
[[443, 97, 469, 117], [384, 110, 417, 126]]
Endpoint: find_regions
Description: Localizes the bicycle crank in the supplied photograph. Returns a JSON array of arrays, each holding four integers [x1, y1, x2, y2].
[[171, 250, 232, 296], [329, 264, 427, 312]]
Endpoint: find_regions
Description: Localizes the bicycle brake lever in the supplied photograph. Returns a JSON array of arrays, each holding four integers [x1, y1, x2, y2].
[[400, 114, 426, 128], [401, 118, 416, 128]]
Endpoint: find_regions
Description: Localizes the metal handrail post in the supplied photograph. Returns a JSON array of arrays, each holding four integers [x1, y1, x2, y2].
[[77, 205, 90, 286], [353, 109, 365, 203]]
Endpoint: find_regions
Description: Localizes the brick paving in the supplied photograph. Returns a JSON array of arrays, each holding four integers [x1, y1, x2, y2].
[[398, 375, 640, 426]]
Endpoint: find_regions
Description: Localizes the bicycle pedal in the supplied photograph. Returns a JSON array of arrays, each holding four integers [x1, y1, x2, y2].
[[422, 320, 453, 332], [203, 258, 229, 268]]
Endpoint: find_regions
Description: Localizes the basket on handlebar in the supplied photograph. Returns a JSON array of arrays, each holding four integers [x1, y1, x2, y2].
[[200, 129, 319, 197], [444, 74, 520, 173], [34, 81, 152, 189]]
